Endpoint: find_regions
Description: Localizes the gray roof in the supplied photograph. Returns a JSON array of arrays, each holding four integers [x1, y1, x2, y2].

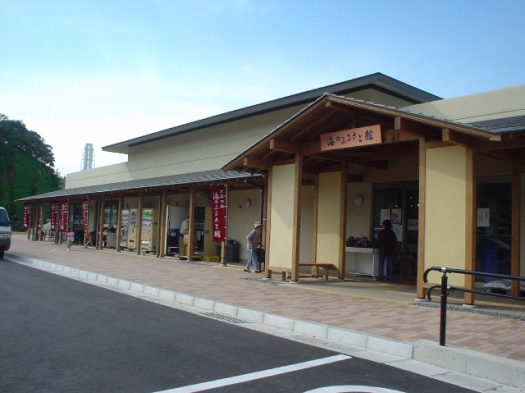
[[17, 170, 258, 202], [103, 73, 441, 155], [467, 115, 525, 134]]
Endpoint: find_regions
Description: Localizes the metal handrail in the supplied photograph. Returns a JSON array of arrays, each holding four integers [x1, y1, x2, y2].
[[423, 266, 525, 346]]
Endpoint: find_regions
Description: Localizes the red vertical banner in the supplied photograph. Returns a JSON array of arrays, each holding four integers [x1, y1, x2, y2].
[[60, 200, 69, 232], [36, 205, 43, 231], [211, 185, 227, 242], [50, 201, 59, 231], [23, 202, 31, 229], [82, 198, 89, 236]]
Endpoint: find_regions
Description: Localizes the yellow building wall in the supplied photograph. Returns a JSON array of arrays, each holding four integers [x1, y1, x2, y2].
[[316, 172, 344, 270], [268, 164, 295, 269], [425, 146, 468, 287]]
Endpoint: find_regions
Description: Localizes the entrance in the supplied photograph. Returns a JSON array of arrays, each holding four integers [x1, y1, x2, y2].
[[373, 182, 418, 282], [476, 182, 512, 280]]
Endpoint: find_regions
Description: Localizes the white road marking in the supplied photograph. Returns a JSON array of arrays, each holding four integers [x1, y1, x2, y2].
[[304, 385, 407, 393], [151, 354, 351, 393]]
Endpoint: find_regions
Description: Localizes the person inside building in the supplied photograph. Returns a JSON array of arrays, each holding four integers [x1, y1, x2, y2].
[[375, 219, 397, 281], [244, 221, 263, 273], [179, 216, 189, 256]]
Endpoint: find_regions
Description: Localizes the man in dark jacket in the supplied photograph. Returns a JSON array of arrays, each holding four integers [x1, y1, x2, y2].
[[376, 219, 397, 281]]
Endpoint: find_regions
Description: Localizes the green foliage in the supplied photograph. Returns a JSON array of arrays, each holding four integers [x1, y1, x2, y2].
[[0, 114, 62, 228]]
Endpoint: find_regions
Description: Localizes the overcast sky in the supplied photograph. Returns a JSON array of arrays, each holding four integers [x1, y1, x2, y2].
[[1, 0, 524, 177]]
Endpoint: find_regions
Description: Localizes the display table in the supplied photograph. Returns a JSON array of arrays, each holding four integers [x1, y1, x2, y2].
[[345, 247, 378, 277]]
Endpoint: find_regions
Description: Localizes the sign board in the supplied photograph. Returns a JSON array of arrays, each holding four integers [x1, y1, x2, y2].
[[320, 124, 381, 151]]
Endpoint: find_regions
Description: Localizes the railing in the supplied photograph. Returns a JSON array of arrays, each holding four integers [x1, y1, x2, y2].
[[423, 267, 525, 346]]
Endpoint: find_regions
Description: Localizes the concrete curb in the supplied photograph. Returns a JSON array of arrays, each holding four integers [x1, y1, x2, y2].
[[5, 252, 525, 390]]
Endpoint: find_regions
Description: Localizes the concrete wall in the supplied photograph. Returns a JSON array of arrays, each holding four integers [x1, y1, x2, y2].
[[316, 172, 344, 270], [268, 164, 295, 270], [405, 85, 525, 123], [425, 146, 468, 287], [65, 87, 418, 189]]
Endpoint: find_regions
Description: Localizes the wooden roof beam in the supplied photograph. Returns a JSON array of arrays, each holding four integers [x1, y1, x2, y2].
[[442, 128, 476, 147], [270, 138, 300, 154], [474, 133, 525, 152], [243, 156, 271, 170]]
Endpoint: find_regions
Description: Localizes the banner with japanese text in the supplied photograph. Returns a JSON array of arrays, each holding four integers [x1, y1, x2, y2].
[[211, 185, 227, 242], [36, 205, 43, 230], [50, 201, 59, 231], [82, 198, 89, 236], [60, 200, 69, 232], [23, 203, 31, 229]]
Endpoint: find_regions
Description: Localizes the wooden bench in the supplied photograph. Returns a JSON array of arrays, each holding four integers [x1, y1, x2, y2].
[[298, 263, 339, 281]]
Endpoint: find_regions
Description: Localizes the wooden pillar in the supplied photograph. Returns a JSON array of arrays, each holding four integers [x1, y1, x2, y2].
[[136, 191, 143, 255], [311, 175, 319, 265], [417, 137, 427, 299], [291, 153, 303, 282], [116, 193, 123, 252], [511, 161, 521, 296], [464, 148, 476, 305], [338, 163, 348, 279], [159, 189, 168, 258], [264, 171, 273, 279], [187, 185, 196, 260], [98, 196, 106, 249]]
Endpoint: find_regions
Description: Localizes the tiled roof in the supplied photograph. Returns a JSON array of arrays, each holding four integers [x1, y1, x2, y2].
[[17, 170, 259, 202]]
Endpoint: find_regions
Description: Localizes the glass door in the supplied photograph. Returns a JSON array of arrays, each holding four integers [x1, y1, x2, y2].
[[373, 182, 419, 282]]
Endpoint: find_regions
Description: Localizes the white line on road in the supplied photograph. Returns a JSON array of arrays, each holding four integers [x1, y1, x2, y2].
[[151, 354, 351, 393]]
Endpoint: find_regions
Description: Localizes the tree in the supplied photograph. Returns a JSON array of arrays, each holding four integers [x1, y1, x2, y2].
[[0, 114, 62, 227]]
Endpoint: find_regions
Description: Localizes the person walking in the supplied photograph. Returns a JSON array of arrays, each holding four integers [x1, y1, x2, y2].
[[244, 221, 263, 273], [66, 227, 75, 251], [376, 219, 397, 281]]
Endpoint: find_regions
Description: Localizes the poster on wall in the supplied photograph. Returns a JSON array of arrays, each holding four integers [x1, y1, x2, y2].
[[380, 208, 403, 242], [50, 201, 59, 231], [82, 198, 89, 236], [60, 200, 69, 232], [477, 208, 490, 227], [23, 202, 31, 229], [211, 184, 227, 242]]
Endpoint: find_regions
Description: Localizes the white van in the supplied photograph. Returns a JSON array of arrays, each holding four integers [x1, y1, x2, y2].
[[0, 206, 12, 259]]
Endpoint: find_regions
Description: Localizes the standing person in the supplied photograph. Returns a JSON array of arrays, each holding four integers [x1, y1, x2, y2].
[[179, 216, 189, 256], [244, 221, 263, 273], [66, 227, 75, 251], [376, 219, 397, 281]]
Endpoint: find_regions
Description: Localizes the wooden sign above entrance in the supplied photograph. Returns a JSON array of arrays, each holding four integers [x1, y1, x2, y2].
[[320, 124, 382, 151]]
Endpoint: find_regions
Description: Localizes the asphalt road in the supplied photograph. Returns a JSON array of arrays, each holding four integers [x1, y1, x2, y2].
[[0, 260, 476, 393]]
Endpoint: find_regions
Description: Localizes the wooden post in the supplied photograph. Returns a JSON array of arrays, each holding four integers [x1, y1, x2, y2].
[[338, 163, 348, 279], [291, 153, 302, 282], [464, 148, 476, 305], [159, 189, 168, 258], [264, 170, 273, 279], [98, 196, 105, 249], [136, 191, 143, 255], [187, 185, 196, 260], [511, 161, 521, 296], [116, 193, 123, 251], [417, 137, 427, 299]]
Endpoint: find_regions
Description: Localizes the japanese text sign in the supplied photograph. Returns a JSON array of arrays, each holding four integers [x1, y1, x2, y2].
[[82, 198, 89, 235], [50, 201, 59, 231], [60, 200, 69, 232], [211, 185, 227, 242], [320, 124, 381, 151], [23, 202, 31, 229]]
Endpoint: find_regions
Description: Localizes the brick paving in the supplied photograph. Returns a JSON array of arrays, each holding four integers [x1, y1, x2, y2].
[[6, 233, 525, 363]]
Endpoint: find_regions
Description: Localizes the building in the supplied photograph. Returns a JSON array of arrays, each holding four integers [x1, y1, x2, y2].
[[18, 73, 525, 303]]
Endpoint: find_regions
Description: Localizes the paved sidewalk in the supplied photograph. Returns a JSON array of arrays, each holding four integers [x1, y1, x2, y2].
[[5, 233, 525, 389]]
